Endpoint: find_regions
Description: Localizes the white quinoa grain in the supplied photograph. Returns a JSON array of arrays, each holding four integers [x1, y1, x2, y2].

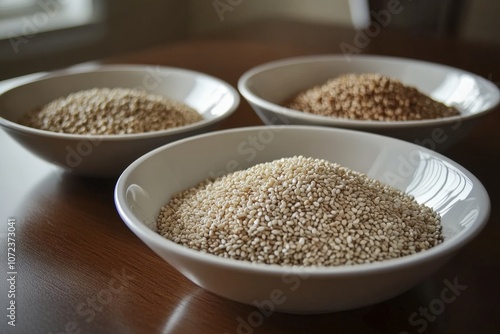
[[285, 73, 459, 121], [157, 156, 443, 266], [19, 87, 203, 135]]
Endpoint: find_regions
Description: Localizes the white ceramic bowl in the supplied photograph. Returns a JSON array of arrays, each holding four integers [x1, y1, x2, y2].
[[0, 64, 239, 177], [238, 55, 500, 150], [114, 126, 489, 314]]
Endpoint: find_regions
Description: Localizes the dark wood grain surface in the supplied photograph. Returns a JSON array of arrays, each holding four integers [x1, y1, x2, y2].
[[1, 20, 499, 334]]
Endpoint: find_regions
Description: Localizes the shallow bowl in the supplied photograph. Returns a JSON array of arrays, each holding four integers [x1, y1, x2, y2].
[[114, 126, 489, 313], [238, 55, 500, 150], [0, 64, 239, 177]]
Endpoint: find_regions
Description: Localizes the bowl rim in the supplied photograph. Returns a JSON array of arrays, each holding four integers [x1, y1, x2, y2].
[[237, 54, 500, 129], [0, 64, 240, 141], [114, 125, 491, 276]]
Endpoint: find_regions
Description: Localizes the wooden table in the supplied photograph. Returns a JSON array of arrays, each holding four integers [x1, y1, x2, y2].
[[1, 21, 499, 334]]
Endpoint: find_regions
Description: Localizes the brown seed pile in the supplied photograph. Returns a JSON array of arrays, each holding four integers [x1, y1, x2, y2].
[[157, 156, 443, 267], [19, 87, 203, 135], [285, 73, 459, 121]]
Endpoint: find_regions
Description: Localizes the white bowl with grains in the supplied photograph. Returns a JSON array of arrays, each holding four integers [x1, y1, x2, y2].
[[114, 126, 490, 314], [238, 55, 500, 151], [0, 64, 239, 177]]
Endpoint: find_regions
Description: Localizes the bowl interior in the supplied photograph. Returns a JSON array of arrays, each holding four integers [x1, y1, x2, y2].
[[116, 126, 490, 269], [0, 65, 238, 127], [240, 55, 499, 119]]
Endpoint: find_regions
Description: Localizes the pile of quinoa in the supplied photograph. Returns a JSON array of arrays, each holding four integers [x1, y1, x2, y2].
[[157, 156, 443, 266], [285, 73, 459, 121], [19, 87, 203, 135]]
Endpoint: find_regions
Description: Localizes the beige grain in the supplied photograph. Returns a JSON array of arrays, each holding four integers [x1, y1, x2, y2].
[[19, 87, 203, 135], [285, 73, 459, 121], [157, 156, 443, 266]]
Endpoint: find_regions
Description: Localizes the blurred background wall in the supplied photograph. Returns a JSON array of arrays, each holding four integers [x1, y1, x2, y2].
[[0, 0, 498, 80], [186, 0, 353, 35]]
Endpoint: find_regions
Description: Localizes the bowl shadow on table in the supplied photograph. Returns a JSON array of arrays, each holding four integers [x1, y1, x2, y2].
[[17, 169, 144, 262], [149, 278, 450, 334], [16, 170, 134, 272]]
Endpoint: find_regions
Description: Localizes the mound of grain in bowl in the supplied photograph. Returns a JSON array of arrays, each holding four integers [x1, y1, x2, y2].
[[157, 156, 443, 266], [19, 87, 203, 135], [285, 73, 459, 121]]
